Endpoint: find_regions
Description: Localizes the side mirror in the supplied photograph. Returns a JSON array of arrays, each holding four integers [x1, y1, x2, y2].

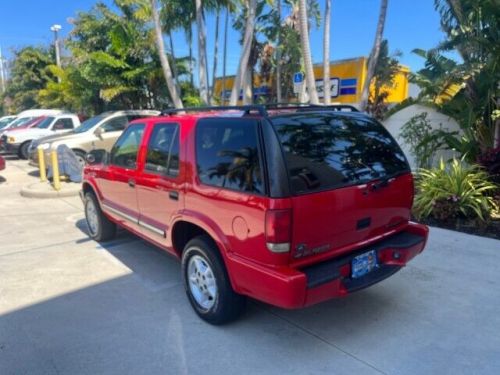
[[94, 127, 104, 138], [86, 149, 108, 165]]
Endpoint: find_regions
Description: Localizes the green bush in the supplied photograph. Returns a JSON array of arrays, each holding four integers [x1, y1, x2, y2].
[[399, 112, 445, 169], [414, 159, 499, 222]]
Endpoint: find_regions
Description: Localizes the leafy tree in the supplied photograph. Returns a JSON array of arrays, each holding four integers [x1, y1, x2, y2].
[[38, 64, 99, 114], [366, 39, 401, 120], [410, 0, 500, 161], [67, 1, 170, 110], [360, 0, 389, 111], [4, 46, 55, 112]]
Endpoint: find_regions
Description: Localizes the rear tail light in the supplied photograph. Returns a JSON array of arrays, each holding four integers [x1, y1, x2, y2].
[[265, 209, 292, 253]]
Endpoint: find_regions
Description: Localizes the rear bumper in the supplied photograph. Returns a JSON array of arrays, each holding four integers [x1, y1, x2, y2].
[[228, 222, 429, 309]]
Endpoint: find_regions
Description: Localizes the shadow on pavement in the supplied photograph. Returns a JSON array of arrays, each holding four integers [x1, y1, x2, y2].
[[0, 224, 396, 375]]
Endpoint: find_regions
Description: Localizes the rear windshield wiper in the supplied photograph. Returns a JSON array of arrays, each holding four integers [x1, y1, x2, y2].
[[370, 170, 410, 191]]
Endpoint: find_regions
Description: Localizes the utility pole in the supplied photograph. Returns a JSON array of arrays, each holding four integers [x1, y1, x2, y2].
[[50, 24, 62, 67], [0, 46, 5, 93]]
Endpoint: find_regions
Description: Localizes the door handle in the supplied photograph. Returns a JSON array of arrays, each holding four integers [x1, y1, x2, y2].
[[128, 179, 136, 188], [169, 191, 179, 201]]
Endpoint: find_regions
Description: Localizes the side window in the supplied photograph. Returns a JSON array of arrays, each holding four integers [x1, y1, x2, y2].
[[145, 123, 180, 177], [54, 118, 74, 130], [110, 124, 145, 169], [196, 118, 264, 194], [101, 116, 128, 132]]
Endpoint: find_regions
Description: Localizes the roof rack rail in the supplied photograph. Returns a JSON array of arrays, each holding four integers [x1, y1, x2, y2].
[[161, 105, 267, 117], [263, 102, 313, 108], [264, 103, 359, 112]]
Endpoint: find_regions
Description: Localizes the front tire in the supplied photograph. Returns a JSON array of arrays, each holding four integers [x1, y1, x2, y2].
[[18, 141, 31, 159], [182, 236, 246, 325], [84, 192, 116, 241]]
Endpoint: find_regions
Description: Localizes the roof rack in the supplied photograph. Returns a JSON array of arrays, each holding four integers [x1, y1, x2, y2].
[[159, 103, 359, 118], [264, 103, 359, 112], [161, 105, 267, 117]]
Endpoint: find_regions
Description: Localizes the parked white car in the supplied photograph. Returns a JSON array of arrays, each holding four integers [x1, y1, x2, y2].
[[0, 109, 64, 138], [3, 114, 80, 159], [0, 115, 17, 130]]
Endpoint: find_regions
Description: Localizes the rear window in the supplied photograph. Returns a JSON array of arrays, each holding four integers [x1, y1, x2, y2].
[[271, 113, 409, 195]]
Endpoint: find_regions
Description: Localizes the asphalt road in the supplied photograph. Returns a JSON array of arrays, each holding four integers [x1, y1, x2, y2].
[[1, 157, 499, 375]]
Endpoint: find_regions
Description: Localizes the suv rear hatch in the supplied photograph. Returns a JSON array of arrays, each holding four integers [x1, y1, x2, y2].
[[270, 112, 413, 262]]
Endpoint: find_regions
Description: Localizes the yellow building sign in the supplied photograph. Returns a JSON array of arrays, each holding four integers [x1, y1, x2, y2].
[[213, 57, 410, 106]]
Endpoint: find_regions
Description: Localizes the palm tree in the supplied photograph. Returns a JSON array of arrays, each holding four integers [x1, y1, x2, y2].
[[221, 6, 229, 104], [210, 7, 220, 103], [275, 0, 282, 103], [229, 0, 257, 106], [322, 0, 331, 105], [150, 0, 183, 108], [298, 0, 319, 104], [359, 0, 388, 111], [195, 0, 210, 105]]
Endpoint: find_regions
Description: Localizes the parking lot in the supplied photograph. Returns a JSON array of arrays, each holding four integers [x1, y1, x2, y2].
[[1, 157, 499, 375]]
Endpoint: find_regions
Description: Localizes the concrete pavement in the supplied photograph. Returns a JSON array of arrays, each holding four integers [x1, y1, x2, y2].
[[1, 158, 499, 375]]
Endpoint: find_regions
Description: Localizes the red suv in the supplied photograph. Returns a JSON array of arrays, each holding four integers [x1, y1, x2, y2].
[[81, 105, 428, 324]]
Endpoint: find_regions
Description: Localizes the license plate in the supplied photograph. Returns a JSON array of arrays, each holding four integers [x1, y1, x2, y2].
[[351, 250, 377, 278]]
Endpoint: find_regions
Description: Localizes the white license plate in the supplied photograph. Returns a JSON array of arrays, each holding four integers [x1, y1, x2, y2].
[[351, 250, 377, 278]]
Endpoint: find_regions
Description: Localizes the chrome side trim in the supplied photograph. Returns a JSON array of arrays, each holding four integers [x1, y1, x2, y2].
[[138, 220, 166, 238], [102, 203, 138, 224]]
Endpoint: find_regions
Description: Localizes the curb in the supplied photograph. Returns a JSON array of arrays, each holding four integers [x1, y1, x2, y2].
[[20, 181, 81, 199]]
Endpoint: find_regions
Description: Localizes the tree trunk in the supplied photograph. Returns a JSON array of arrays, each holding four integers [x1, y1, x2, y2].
[[168, 31, 181, 94], [221, 6, 229, 105], [276, 0, 282, 103], [243, 69, 253, 104], [298, 0, 319, 104], [195, 0, 209, 105], [359, 0, 388, 111], [210, 8, 220, 102], [188, 27, 194, 87], [229, 0, 257, 106], [323, 0, 331, 105], [150, 0, 183, 109]]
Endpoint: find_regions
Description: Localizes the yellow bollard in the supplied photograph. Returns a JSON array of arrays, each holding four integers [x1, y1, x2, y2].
[[50, 149, 61, 191], [38, 146, 47, 182]]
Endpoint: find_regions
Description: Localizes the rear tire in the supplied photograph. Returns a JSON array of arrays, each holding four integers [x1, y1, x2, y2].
[[84, 192, 116, 241], [182, 235, 246, 325], [18, 141, 31, 159]]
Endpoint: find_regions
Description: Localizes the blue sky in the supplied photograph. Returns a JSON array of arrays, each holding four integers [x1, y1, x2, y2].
[[0, 0, 447, 80]]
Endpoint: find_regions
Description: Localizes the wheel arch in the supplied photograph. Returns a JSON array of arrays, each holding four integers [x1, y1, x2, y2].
[[171, 216, 240, 293], [82, 180, 103, 201]]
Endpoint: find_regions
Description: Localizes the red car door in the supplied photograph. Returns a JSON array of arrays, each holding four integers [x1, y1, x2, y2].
[[98, 123, 145, 229], [136, 122, 182, 247]]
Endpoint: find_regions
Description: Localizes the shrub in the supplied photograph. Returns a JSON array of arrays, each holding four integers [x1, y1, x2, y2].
[[414, 158, 499, 222], [399, 112, 445, 168], [478, 147, 500, 184]]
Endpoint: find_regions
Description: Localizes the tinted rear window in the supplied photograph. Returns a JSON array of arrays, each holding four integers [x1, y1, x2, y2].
[[271, 113, 409, 194], [196, 118, 264, 195]]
